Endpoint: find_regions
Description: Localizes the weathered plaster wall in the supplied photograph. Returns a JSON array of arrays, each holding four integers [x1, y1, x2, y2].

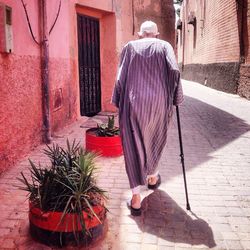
[[48, 0, 78, 130], [0, 0, 78, 174], [101, 14, 117, 111], [0, 55, 43, 174], [244, 0, 250, 64], [0, 1, 42, 174], [238, 0, 250, 99], [134, 0, 176, 46], [238, 65, 250, 99], [179, 62, 240, 94], [112, 0, 176, 49]]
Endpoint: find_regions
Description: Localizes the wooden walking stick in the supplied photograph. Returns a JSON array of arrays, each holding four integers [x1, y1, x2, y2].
[[176, 106, 191, 210]]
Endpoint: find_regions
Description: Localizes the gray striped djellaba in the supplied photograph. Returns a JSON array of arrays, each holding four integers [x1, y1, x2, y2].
[[112, 38, 184, 188]]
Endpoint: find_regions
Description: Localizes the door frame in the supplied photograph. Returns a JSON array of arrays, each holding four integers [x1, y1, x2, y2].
[[77, 13, 101, 116], [75, 5, 117, 115]]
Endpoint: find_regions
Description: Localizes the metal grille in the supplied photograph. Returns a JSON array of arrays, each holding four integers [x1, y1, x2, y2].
[[77, 14, 101, 117]]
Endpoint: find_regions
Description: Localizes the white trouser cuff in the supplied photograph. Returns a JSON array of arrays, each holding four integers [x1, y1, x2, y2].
[[132, 185, 140, 195], [146, 171, 159, 180]]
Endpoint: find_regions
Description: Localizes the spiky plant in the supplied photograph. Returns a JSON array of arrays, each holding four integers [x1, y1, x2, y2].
[[96, 115, 120, 137], [18, 139, 107, 243]]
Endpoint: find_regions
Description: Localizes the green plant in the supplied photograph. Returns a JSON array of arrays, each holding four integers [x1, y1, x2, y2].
[[18, 139, 107, 243], [96, 115, 120, 137]]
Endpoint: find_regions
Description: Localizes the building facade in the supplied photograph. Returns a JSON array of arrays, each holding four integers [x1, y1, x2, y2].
[[0, 0, 175, 174], [177, 0, 250, 98]]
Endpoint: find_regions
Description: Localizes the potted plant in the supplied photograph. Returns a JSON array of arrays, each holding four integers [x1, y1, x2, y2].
[[86, 115, 123, 157], [18, 140, 107, 247]]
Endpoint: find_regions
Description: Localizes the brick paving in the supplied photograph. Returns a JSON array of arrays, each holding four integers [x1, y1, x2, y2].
[[0, 80, 250, 250]]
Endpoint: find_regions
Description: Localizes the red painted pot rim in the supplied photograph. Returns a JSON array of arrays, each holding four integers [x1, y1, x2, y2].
[[29, 201, 106, 233], [86, 128, 120, 137], [86, 129, 122, 144]]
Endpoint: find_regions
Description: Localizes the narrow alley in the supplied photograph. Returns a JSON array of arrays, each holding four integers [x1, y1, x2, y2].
[[0, 80, 250, 250]]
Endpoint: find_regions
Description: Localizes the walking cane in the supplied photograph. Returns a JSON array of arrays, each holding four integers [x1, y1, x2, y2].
[[176, 106, 191, 211]]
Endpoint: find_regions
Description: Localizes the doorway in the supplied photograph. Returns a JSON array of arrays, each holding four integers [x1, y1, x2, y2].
[[77, 14, 101, 116]]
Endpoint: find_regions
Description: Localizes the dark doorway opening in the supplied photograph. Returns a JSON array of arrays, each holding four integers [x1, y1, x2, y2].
[[77, 14, 101, 117]]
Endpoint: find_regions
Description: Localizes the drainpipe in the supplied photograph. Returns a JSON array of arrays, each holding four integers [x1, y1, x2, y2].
[[41, 0, 51, 143]]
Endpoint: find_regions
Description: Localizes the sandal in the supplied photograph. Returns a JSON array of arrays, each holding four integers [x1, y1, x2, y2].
[[148, 174, 161, 190], [127, 200, 142, 216]]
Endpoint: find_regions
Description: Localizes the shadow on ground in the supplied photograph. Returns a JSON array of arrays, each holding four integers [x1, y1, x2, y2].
[[160, 95, 250, 180], [131, 190, 216, 248], [180, 96, 250, 149]]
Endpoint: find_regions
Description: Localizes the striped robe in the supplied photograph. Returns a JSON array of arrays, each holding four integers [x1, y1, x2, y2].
[[112, 38, 184, 188]]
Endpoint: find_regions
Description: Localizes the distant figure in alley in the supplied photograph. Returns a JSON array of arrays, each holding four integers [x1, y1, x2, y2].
[[112, 21, 184, 216]]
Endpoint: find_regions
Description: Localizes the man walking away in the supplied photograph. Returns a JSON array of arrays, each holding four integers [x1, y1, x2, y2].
[[112, 21, 184, 216]]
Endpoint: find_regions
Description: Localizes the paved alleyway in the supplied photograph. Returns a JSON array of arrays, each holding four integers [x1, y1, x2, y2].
[[0, 80, 250, 250]]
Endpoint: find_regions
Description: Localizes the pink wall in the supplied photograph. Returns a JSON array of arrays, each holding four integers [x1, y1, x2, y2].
[[0, 0, 176, 174], [0, 0, 78, 173], [47, 0, 78, 131], [2, 0, 40, 56], [0, 0, 42, 174]]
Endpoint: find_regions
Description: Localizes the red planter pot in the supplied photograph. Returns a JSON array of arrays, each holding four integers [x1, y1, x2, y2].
[[29, 202, 106, 247], [86, 128, 123, 157]]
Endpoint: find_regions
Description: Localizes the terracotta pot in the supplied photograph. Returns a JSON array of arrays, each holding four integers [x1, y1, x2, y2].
[[29, 202, 106, 246], [85, 128, 123, 157]]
